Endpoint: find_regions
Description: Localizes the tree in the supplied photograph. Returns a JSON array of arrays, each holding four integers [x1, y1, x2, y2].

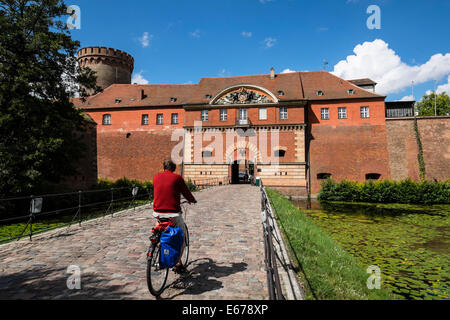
[[415, 91, 450, 116], [0, 0, 101, 196]]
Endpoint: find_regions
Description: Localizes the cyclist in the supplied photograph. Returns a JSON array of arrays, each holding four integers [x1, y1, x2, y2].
[[152, 159, 196, 274]]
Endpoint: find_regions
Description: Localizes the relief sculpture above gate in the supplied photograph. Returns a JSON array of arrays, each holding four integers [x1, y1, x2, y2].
[[216, 87, 273, 105]]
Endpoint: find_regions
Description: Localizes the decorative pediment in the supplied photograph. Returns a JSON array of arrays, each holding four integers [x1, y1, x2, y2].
[[213, 86, 276, 105]]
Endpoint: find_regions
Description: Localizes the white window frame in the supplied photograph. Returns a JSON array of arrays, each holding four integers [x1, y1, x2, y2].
[[279, 107, 288, 120], [338, 107, 347, 119], [361, 106, 370, 118], [201, 110, 208, 121], [220, 109, 227, 121], [171, 113, 178, 124], [142, 114, 149, 125], [102, 114, 111, 125], [156, 113, 163, 125], [259, 108, 267, 120], [321, 108, 329, 120]]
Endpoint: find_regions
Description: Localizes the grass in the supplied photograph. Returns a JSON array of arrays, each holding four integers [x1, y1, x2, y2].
[[0, 200, 149, 244], [266, 188, 393, 300]]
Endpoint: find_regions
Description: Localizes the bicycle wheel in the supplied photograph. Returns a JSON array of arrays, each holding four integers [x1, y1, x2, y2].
[[146, 243, 169, 296], [180, 224, 189, 267]]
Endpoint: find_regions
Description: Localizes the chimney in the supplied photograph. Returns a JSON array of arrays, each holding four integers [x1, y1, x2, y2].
[[270, 67, 275, 79]]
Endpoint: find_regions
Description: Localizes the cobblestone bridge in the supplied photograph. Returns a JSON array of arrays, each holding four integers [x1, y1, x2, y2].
[[0, 185, 269, 299]]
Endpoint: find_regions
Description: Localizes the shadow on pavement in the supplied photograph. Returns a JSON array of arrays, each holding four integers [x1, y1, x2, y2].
[[0, 266, 133, 300], [160, 258, 248, 300]]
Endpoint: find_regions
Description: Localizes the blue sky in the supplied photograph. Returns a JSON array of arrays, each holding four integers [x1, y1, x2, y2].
[[66, 0, 450, 101]]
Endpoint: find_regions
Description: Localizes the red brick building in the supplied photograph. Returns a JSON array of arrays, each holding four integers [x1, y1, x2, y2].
[[73, 47, 405, 195]]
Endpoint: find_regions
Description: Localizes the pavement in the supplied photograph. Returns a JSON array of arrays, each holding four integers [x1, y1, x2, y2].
[[0, 185, 268, 300]]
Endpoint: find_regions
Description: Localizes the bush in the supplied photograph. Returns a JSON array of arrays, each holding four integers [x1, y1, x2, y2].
[[318, 178, 450, 205]]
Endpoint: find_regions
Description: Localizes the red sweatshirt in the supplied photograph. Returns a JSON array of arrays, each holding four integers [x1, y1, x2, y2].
[[152, 171, 196, 213]]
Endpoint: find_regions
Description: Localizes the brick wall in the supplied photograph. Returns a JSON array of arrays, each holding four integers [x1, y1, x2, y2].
[[386, 117, 450, 182], [96, 129, 182, 181], [309, 124, 391, 193]]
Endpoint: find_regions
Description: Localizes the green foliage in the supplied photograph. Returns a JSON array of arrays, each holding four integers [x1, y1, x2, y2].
[[266, 188, 392, 300], [185, 180, 197, 192], [0, 0, 101, 197], [318, 178, 450, 205], [416, 91, 450, 116], [413, 117, 426, 181]]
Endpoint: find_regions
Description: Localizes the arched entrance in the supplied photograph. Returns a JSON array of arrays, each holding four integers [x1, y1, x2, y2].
[[231, 159, 255, 184]]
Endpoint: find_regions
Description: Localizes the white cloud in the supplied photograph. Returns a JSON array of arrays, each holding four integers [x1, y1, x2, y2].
[[241, 31, 252, 38], [399, 95, 414, 101], [138, 32, 152, 48], [282, 68, 296, 73], [189, 29, 201, 38], [437, 75, 450, 94], [132, 71, 149, 84], [263, 37, 277, 48], [332, 39, 450, 95]]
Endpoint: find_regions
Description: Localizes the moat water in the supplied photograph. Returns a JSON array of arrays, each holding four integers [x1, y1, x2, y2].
[[290, 199, 450, 300]]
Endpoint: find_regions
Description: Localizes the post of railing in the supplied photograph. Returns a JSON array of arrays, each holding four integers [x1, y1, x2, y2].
[[78, 191, 82, 226], [29, 195, 33, 241], [110, 188, 114, 217]]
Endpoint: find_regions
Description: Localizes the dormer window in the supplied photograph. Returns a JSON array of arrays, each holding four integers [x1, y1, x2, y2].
[[347, 89, 355, 95], [278, 90, 285, 96], [316, 90, 324, 96], [170, 97, 177, 103], [115, 98, 122, 104], [205, 94, 212, 99]]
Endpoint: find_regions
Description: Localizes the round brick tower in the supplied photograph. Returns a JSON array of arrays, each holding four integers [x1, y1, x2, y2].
[[77, 47, 134, 90]]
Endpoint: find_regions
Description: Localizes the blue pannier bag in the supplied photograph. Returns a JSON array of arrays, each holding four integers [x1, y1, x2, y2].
[[159, 226, 184, 268]]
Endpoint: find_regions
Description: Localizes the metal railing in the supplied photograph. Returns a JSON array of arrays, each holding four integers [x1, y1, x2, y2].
[[260, 181, 285, 300], [0, 186, 152, 244]]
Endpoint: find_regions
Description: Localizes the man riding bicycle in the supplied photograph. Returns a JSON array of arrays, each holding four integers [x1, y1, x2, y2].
[[152, 159, 196, 274]]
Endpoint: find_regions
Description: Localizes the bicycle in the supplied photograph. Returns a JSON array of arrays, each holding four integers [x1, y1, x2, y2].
[[146, 200, 191, 296]]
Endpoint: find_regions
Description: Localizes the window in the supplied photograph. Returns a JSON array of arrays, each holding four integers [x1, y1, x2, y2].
[[316, 90, 324, 96], [317, 173, 332, 180], [102, 114, 111, 125], [171, 113, 178, 124], [278, 90, 285, 96], [115, 98, 122, 104], [274, 150, 286, 157], [361, 106, 370, 118], [338, 107, 347, 119], [347, 89, 354, 95], [279, 107, 288, 119], [366, 173, 381, 180], [259, 108, 267, 120], [238, 108, 247, 120], [141, 114, 149, 125], [170, 97, 177, 103], [220, 109, 227, 121], [320, 108, 329, 120], [202, 151, 212, 158], [156, 113, 163, 125], [201, 110, 208, 121]]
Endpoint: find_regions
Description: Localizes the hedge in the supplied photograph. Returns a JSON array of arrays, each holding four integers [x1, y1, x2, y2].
[[318, 179, 450, 205]]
